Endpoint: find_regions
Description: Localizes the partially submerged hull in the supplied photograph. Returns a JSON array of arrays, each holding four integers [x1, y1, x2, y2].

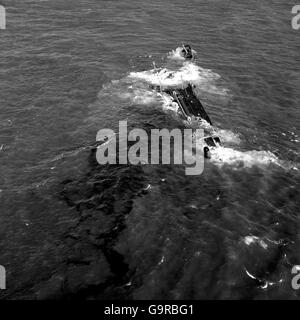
[[163, 84, 212, 125], [152, 83, 221, 149]]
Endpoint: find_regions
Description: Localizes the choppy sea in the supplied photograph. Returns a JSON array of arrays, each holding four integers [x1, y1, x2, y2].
[[0, 0, 299, 299]]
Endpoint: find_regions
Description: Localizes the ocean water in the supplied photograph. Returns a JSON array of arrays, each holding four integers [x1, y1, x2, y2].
[[0, 0, 299, 299]]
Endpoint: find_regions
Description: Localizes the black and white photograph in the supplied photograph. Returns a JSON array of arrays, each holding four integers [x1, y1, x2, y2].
[[0, 0, 299, 307]]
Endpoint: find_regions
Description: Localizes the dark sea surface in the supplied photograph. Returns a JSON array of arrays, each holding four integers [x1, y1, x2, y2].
[[0, 0, 299, 299]]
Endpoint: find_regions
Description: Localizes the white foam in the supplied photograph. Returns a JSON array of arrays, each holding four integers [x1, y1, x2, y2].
[[185, 119, 241, 145], [122, 88, 159, 105], [119, 86, 180, 113], [213, 129, 241, 145], [167, 46, 197, 61], [158, 93, 179, 112], [129, 63, 221, 91], [209, 146, 281, 168], [167, 47, 185, 61], [243, 236, 268, 249]]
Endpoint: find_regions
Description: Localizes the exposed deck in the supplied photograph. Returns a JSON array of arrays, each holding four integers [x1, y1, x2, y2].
[[164, 84, 213, 125]]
